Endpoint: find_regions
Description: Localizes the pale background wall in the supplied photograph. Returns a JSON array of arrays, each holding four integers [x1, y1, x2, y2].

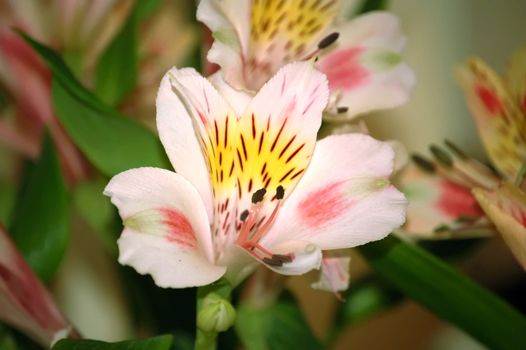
[[367, 0, 526, 160]]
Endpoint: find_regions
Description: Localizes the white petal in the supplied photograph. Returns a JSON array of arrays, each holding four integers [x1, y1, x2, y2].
[[118, 228, 226, 288], [197, 0, 251, 89], [263, 134, 407, 250], [336, 12, 406, 52], [156, 69, 214, 217], [208, 71, 252, 116], [318, 12, 415, 119], [104, 167, 224, 285]]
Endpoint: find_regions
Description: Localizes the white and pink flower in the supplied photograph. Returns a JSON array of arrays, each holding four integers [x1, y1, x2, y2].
[[197, 0, 414, 119], [104, 62, 407, 288]]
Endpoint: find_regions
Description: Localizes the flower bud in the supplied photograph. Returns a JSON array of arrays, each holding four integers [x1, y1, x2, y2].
[[197, 293, 236, 332]]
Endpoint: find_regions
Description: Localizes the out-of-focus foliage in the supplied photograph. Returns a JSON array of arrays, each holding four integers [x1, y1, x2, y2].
[[8, 133, 68, 282], [52, 335, 173, 350]]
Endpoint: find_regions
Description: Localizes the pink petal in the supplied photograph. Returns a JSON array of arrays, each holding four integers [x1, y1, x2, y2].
[[263, 134, 407, 250], [318, 12, 415, 119], [104, 167, 225, 287], [0, 226, 71, 347]]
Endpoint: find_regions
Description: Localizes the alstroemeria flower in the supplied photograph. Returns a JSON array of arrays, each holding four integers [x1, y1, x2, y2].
[[473, 183, 526, 270], [104, 62, 407, 288], [456, 49, 526, 182], [197, 0, 414, 120], [0, 226, 74, 347], [398, 160, 493, 239]]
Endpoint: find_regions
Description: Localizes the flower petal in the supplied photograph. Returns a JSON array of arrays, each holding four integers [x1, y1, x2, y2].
[[473, 183, 526, 270], [117, 228, 225, 288], [318, 12, 415, 119], [197, 0, 251, 90], [158, 67, 242, 251], [504, 47, 526, 116], [456, 57, 526, 180], [199, 0, 340, 91], [311, 254, 351, 294], [234, 62, 329, 216], [157, 68, 213, 217], [104, 167, 225, 287], [263, 134, 407, 250], [208, 71, 252, 116], [399, 165, 486, 238], [0, 226, 71, 347]]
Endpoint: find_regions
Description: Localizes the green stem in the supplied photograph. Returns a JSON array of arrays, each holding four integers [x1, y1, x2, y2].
[[194, 329, 217, 350]]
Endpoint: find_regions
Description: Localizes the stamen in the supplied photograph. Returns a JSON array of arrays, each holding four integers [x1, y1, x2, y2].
[[252, 188, 267, 203], [276, 185, 285, 200], [262, 257, 283, 267], [242, 241, 295, 267], [444, 139, 468, 160], [337, 107, 349, 114], [318, 32, 340, 49], [271, 253, 294, 263], [429, 145, 453, 168], [411, 154, 436, 173], [240, 210, 249, 222]]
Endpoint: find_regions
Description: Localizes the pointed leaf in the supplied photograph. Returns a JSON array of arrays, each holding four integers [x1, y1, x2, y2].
[[8, 133, 68, 282], [52, 77, 167, 176], [19, 31, 169, 177], [52, 335, 173, 350], [358, 235, 526, 349]]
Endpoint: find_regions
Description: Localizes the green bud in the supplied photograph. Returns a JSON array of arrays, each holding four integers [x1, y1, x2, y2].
[[197, 293, 236, 333]]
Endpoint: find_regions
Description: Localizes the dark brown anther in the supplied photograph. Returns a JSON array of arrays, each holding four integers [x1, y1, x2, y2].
[[411, 154, 436, 173], [337, 106, 349, 114], [444, 139, 468, 160], [318, 32, 339, 49], [252, 188, 267, 203], [430, 144, 453, 168], [276, 185, 285, 200], [240, 210, 249, 222], [271, 254, 293, 263], [262, 257, 283, 267]]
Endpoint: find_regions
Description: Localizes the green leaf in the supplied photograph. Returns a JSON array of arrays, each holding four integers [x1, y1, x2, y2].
[[19, 31, 169, 177], [358, 235, 526, 350], [235, 293, 323, 350], [52, 335, 173, 350], [357, 0, 388, 13], [0, 326, 18, 350], [94, 0, 165, 105], [73, 178, 119, 255], [94, 9, 138, 105], [17, 30, 101, 109], [340, 276, 403, 325], [8, 133, 69, 282], [134, 0, 163, 22], [52, 78, 167, 176]]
